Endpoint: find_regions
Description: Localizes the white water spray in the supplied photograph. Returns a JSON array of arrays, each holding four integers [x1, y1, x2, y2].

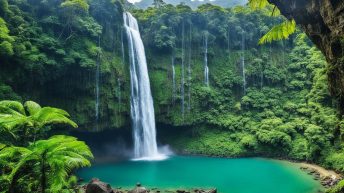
[[123, 12, 166, 160]]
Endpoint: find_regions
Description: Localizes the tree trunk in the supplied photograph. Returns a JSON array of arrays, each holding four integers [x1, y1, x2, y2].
[[268, 0, 344, 111], [9, 173, 18, 193]]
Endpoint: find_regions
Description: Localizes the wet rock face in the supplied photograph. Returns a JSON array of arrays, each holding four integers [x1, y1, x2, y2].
[[86, 178, 114, 193], [269, 0, 344, 110]]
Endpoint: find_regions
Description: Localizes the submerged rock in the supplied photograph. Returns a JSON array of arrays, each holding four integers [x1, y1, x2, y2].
[[128, 183, 149, 193], [86, 178, 114, 193]]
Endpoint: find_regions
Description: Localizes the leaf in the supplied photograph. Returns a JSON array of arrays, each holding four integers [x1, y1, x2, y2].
[[248, 0, 270, 10], [258, 19, 296, 44], [24, 101, 42, 116], [0, 100, 25, 115], [0, 143, 6, 150]]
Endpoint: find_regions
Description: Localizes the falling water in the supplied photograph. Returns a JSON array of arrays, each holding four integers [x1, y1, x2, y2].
[[121, 30, 125, 65], [123, 12, 165, 160], [95, 35, 100, 127], [204, 34, 209, 87], [187, 24, 192, 111], [241, 32, 246, 95], [117, 78, 121, 108], [181, 22, 185, 120], [172, 55, 176, 104], [227, 27, 230, 60]]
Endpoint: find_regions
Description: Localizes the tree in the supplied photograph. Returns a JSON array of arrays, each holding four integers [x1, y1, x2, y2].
[[0, 135, 93, 193], [0, 17, 14, 56], [0, 100, 77, 145], [153, 0, 166, 9]]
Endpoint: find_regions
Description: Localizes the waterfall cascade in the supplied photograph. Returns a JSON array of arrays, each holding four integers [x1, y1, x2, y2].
[[241, 32, 246, 94], [204, 34, 209, 87], [117, 78, 121, 108], [172, 56, 176, 104], [121, 31, 125, 66], [95, 35, 100, 128], [123, 12, 165, 160], [187, 25, 192, 111], [181, 22, 185, 120]]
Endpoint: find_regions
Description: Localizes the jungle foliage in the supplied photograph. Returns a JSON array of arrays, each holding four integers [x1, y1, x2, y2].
[[1, 0, 344, 192], [0, 100, 93, 193]]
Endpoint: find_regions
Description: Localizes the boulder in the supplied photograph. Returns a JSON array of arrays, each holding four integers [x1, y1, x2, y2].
[[86, 178, 114, 193], [128, 184, 149, 193]]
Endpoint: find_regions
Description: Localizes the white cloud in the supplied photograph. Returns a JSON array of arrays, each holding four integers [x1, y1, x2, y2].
[[130, 0, 143, 4]]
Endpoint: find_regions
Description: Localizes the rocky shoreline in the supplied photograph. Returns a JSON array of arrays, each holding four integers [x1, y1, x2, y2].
[[80, 178, 217, 193], [299, 164, 341, 189]]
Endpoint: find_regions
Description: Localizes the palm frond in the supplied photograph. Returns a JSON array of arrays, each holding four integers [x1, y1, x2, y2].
[[32, 107, 78, 128], [258, 19, 296, 44]]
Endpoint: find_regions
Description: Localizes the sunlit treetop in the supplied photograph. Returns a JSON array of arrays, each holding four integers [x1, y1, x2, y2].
[[61, 0, 90, 12]]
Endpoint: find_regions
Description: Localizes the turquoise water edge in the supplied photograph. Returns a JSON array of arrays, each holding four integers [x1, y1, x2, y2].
[[78, 156, 322, 193]]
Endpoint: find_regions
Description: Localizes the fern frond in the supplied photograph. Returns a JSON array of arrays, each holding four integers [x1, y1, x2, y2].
[[248, 0, 269, 10], [258, 19, 296, 44], [0, 101, 25, 115], [24, 101, 41, 116], [271, 6, 280, 17]]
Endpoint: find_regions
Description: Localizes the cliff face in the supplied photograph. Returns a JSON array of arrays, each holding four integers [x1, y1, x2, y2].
[[269, 0, 344, 110]]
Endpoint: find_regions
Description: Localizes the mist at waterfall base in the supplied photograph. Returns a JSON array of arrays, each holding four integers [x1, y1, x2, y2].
[[71, 128, 173, 162]]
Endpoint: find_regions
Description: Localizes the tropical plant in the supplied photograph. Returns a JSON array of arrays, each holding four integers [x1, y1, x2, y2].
[[248, 0, 296, 44], [0, 135, 93, 193], [0, 100, 77, 144]]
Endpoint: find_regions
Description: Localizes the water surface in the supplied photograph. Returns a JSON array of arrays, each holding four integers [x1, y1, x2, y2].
[[78, 156, 322, 193]]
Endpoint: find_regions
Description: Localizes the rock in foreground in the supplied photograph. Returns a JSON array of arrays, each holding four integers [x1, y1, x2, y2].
[[86, 178, 114, 193]]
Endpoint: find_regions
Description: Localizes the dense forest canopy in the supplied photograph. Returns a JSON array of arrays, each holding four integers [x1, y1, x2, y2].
[[1, 0, 344, 192]]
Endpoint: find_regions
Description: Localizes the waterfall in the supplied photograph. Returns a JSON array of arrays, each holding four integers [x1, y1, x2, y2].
[[95, 35, 100, 128], [121, 30, 125, 65], [123, 12, 165, 160], [227, 27, 230, 60], [241, 32, 246, 95], [187, 24, 192, 111], [181, 21, 185, 120], [172, 55, 176, 104], [117, 78, 121, 108], [204, 34, 209, 87]]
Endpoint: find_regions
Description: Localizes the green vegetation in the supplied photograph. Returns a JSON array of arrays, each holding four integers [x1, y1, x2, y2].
[[0, 0, 344, 192], [0, 100, 93, 193]]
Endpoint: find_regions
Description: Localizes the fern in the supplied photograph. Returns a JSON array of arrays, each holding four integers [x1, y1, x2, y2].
[[0, 100, 77, 140], [0, 135, 93, 193], [248, 0, 270, 9], [258, 19, 296, 44], [248, 0, 296, 44]]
